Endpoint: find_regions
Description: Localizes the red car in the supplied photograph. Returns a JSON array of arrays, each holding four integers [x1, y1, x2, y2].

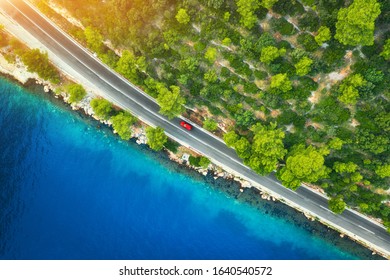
[[180, 121, 192, 131]]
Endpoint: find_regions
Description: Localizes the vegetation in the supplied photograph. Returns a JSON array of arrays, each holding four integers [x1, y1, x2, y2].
[[39, 0, 390, 222], [90, 98, 113, 120], [335, 0, 381, 46], [21, 49, 60, 83], [111, 112, 137, 140], [278, 145, 331, 190], [67, 83, 86, 103], [203, 118, 218, 131], [146, 126, 168, 151]]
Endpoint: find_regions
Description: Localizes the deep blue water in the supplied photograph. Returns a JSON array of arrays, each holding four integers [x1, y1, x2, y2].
[[0, 77, 372, 259]]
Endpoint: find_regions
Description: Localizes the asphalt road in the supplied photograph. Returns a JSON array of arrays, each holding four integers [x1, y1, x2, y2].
[[2, 0, 390, 257]]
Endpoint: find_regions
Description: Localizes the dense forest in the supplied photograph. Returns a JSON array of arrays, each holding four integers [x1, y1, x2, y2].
[[33, 0, 390, 230]]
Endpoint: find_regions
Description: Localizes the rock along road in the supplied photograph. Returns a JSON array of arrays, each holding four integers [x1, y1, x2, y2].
[[1, 0, 389, 258]]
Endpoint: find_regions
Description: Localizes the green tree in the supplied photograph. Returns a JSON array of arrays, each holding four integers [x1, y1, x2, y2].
[[204, 47, 217, 63], [146, 126, 167, 151], [223, 12, 231, 21], [333, 162, 358, 173], [202, 0, 225, 9], [222, 37, 232, 46], [260, 46, 286, 64], [67, 83, 86, 103], [328, 137, 344, 150], [203, 118, 218, 131], [380, 39, 390, 60], [294, 57, 313, 76], [156, 85, 186, 119], [223, 131, 239, 147], [335, 0, 381, 46], [328, 196, 346, 214], [204, 69, 218, 82], [175, 8, 190, 24], [277, 144, 331, 190], [84, 26, 104, 54], [261, 0, 278, 9], [236, 0, 260, 29], [315, 26, 331, 45], [270, 73, 292, 93], [110, 112, 136, 140], [234, 137, 251, 159], [199, 156, 211, 168], [246, 123, 287, 175], [375, 164, 390, 178], [356, 128, 389, 154], [189, 155, 201, 166], [338, 74, 366, 105], [116, 50, 146, 82], [21, 49, 60, 83], [90, 98, 113, 120]]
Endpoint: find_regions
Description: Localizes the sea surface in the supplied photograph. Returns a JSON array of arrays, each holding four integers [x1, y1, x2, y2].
[[0, 77, 380, 260]]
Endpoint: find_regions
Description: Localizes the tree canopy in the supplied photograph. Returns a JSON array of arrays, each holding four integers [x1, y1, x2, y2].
[[156, 85, 186, 119], [270, 73, 292, 93], [315, 26, 331, 45], [329, 196, 347, 214], [245, 123, 287, 175], [338, 74, 366, 105], [84, 26, 104, 54], [381, 39, 390, 60], [277, 145, 331, 190], [294, 57, 313, 76], [146, 126, 167, 151], [21, 49, 60, 83], [67, 83, 86, 103], [176, 9, 190, 25], [90, 98, 113, 120], [260, 46, 286, 64], [236, 0, 260, 29], [335, 0, 381, 46], [110, 112, 136, 140], [116, 50, 146, 82]]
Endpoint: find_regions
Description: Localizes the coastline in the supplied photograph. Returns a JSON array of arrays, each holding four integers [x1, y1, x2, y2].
[[0, 11, 388, 258], [0, 69, 384, 260]]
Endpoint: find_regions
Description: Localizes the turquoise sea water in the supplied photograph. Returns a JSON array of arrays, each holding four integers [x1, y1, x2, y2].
[[0, 77, 378, 259]]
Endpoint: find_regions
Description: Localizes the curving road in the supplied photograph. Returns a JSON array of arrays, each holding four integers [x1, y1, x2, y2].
[[1, 0, 390, 258]]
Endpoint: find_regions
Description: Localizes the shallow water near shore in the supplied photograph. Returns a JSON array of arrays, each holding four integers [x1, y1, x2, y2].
[[0, 77, 382, 260]]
